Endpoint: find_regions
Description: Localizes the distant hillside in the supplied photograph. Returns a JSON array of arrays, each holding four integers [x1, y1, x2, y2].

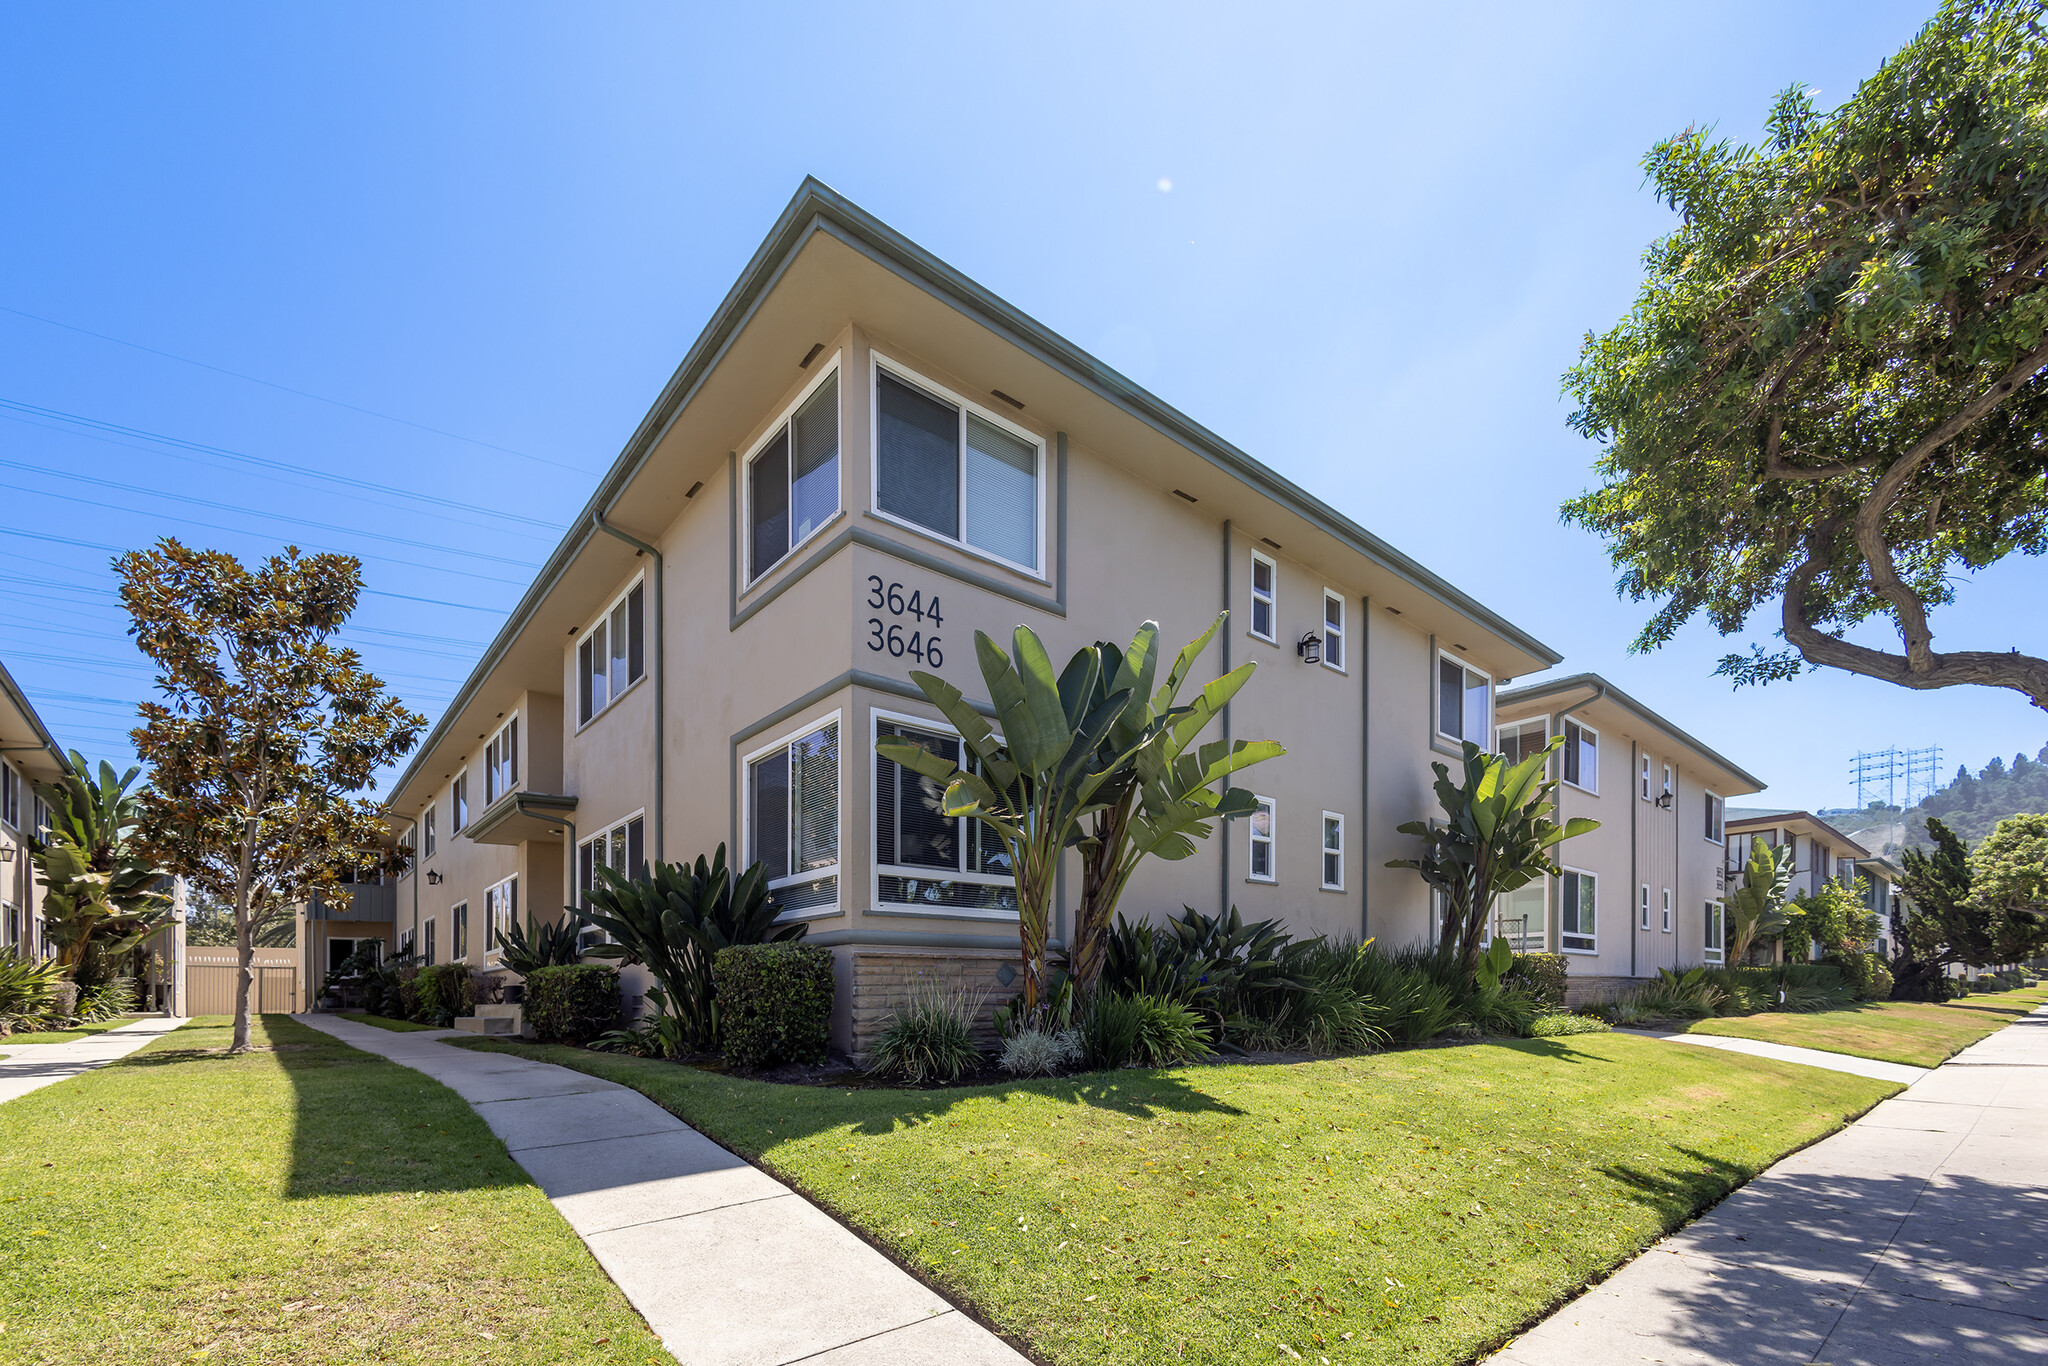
[[1828, 743, 2048, 854]]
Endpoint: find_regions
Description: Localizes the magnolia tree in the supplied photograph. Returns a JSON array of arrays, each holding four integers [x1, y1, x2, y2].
[[118, 541, 423, 1053]]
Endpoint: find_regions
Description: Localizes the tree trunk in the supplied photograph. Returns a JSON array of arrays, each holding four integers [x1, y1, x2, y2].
[[231, 888, 254, 1054]]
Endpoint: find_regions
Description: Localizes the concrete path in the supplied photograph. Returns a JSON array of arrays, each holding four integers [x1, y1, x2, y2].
[[0, 1014, 189, 1104], [1495, 1005, 2048, 1365], [295, 1013, 1028, 1366], [1645, 1029, 1931, 1085]]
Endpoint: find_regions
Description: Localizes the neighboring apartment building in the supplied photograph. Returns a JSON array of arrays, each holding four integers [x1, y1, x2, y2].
[[0, 656, 67, 960], [1725, 809, 1882, 961], [381, 179, 1569, 1052], [1492, 675, 1766, 1003]]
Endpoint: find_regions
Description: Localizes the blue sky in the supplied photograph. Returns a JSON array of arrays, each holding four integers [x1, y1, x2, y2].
[[3, 1, 2040, 810]]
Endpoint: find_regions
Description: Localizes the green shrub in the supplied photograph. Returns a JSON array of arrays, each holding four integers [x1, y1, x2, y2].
[[864, 980, 981, 1083], [0, 949, 65, 1029], [1828, 951, 1893, 1001], [412, 964, 475, 1026], [1079, 990, 1146, 1069], [523, 964, 620, 1043], [73, 977, 136, 1022], [1527, 1011, 1611, 1037], [1460, 982, 1539, 1036], [714, 943, 834, 1072], [1504, 953, 1567, 1009], [1129, 993, 1216, 1065]]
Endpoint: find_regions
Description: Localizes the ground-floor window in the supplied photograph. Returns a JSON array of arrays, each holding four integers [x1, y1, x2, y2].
[[485, 877, 518, 960], [1493, 879, 1545, 952], [2, 901, 17, 949], [1639, 883, 1651, 931], [1247, 796, 1276, 883], [873, 713, 1014, 915], [452, 902, 468, 960], [1704, 900, 1726, 963], [746, 714, 840, 915], [1320, 812, 1344, 891], [577, 814, 645, 948], [1661, 887, 1672, 932], [1560, 869, 1596, 953], [325, 936, 379, 975], [423, 918, 437, 966]]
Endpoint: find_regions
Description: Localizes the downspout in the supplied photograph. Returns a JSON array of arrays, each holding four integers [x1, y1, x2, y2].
[[1360, 595, 1370, 940], [1220, 519, 1232, 916], [511, 796, 577, 924], [1629, 739, 1638, 980], [1552, 682, 1607, 958], [594, 511, 664, 864]]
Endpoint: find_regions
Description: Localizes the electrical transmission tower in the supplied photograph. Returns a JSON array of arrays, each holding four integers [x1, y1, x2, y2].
[[1904, 746, 1944, 807], [1850, 749, 1903, 809]]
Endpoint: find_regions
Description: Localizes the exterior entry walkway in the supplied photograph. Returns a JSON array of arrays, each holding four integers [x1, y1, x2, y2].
[[0, 1015, 189, 1104], [1495, 1005, 2048, 1364], [296, 1013, 1028, 1366]]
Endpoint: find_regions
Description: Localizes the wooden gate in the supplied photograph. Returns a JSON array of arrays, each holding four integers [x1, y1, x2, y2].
[[185, 949, 300, 1016]]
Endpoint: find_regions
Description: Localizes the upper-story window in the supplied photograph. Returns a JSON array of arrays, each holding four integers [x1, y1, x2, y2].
[[1437, 651, 1491, 746], [423, 805, 437, 858], [1498, 717, 1547, 766], [0, 761, 18, 830], [450, 772, 470, 835], [746, 715, 840, 916], [873, 359, 1043, 574], [747, 364, 840, 582], [1662, 763, 1673, 799], [1562, 718, 1598, 792], [1704, 790, 1725, 843], [485, 714, 519, 804], [1321, 591, 1344, 671], [578, 578, 645, 726], [1249, 553, 1276, 642], [1640, 754, 1652, 800]]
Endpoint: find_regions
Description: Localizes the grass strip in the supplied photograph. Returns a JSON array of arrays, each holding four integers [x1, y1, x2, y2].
[[1685, 984, 2048, 1068], [460, 1031, 1891, 1365], [337, 1011, 441, 1033], [0, 1016, 150, 1045], [0, 1014, 668, 1365]]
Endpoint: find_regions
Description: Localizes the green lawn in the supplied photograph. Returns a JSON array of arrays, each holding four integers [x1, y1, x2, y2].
[[337, 1010, 440, 1032], [0, 1015, 148, 1045], [0, 1015, 668, 1365], [1685, 983, 2048, 1068], [461, 1033, 1892, 1365]]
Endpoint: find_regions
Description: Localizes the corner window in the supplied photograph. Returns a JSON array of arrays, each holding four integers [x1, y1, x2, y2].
[[1640, 883, 1651, 931], [1562, 719, 1598, 792], [485, 876, 517, 960], [874, 361, 1043, 573], [1437, 651, 1491, 745], [1497, 717, 1548, 766], [1321, 591, 1345, 671], [577, 578, 646, 726], [873, 714, 1015, 915], [1561, 868, 1596, 953], [423, 805, 437, 859], [1249, 553, 1276, 642], [449, 773, 469, 835], [578, 814, 647, 906], [1247, 796, 1276, 883], [1320, 812, 1344, 891], [1704, 900, 1726, 963], [451, 902, 469, 960], [484, 714, 519, 804], [1704, 791, 1725, 843], [1661, 887, 1672, 933], [746, 715, 840, 916], [747, 365, 841, 581]]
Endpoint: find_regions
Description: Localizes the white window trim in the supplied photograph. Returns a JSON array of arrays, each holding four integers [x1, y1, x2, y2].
[[0, 760, 18, 831], [575, 573, 648, 732], [1704, 789, 1726, 844], [1640, 882, 1651, 931], [1661, 887, 1673, 933], [449, 771, 470, 836], [422, 916, 437, 967], [1246, 793, 1277, 884], [1661, 763, 1673, 798], [869, 706, 1019, 922], [1435, 648, 1493, 747], [1319, 810, 1345, 891], [1496, 714, 1549, 762], [1562, 717, 1599, 794], [1247, 551, 1278, 645], [868, 351, 1049, 582], [422, 804, 437, 859], [1560, 864, 1598, 955], [450, 900, 470, 962], [1320, 589, 1346, 673], [742, 354, 845, 586], [485, 712, 520, 806], [741, 709, 844, 923], [1640, 753, 1652, 801], [483, 875, 517, 965], [1704, 898, 1727, 964]]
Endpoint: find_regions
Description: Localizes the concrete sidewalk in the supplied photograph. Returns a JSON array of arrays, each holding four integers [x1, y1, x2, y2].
[[295, 1013, 1028, 1366], [0, 1014, 189, 1104], [1495, 1005, 2048, 1365], [1645, 1029, 1930, 1085]]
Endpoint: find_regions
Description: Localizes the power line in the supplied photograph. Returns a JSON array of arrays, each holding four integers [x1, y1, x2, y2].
[[0, 301, 598, 476]]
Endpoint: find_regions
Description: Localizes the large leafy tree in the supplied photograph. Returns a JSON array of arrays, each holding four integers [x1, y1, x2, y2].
[[117, 541, 423, 1053], [29, 751, 171, 977], [1968, 811, 2048, 960], [1892, 813, 2048, 995], [1564, 2, 2048, 707]]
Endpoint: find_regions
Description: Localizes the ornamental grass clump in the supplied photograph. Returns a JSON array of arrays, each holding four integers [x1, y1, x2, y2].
[[866, 979, 984, 1083], [999, 1027, 1081, 1076]]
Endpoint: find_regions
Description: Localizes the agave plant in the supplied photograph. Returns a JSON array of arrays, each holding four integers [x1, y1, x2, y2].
[[494, 913, 583, 977], [0, 948, 68, 1029], [30, 752, 171, 972], [574, 844, 804, 1051]]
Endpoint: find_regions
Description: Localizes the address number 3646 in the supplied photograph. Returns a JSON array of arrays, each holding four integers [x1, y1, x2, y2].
[[865, 575, 943, 667]]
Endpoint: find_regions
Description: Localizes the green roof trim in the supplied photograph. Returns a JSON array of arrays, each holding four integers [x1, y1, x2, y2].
[[1498, 671, 1766, 794]]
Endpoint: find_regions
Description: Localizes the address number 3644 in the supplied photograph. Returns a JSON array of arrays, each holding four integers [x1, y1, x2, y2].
[[865, 575, 943, 667]]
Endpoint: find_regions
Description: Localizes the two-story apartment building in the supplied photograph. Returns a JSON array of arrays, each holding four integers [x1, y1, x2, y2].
[[1, 656, 66, 960], [381, 179, 1584, 1052], [1725, 809, 1881, 962], [1493, 675, 1766, 1004]]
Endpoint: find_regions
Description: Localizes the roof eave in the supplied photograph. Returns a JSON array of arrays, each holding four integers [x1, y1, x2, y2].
[[1497, 671, 1766, 794]]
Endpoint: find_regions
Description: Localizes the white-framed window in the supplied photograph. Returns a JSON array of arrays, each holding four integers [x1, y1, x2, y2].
[[422, 917, 437, 967], [1662, 887, 1672, 933], [1436, 651, 1492, 745], [484, 714, 519, 804], [1838, 856, 1855, 886], [398, 926, 416, 957], [1249, 552, 1277, 643], [1640, 883, 1651, 931], [1661, 763, 1673, 799], [745, 713, 841, 917], [1562, 718, 1598, 792], [746, 360, 841, 582], [3, 901, 19, 949], [872, 355, 1044, 574], [423, 805, 437, 858], [872, 710, 1016, 917], [0, 761, 18, 830], [451, 902, 469, 960], [1704, 899, 1726, 963], [1493, 879, 1546, 953], [578, 813, 647, 906], [485, 876, 518, 961], [1247, 796, 1276, 882], [1497, 716, 1548, 766], [577, 577, 646, 726], [1320, 812, 1344, 890], [1704, 790, 1725, 843], [1321, 590, 1345, 671], [449, 772, 469, 835], [1560, 868, 1596, 953], [1640, 754, 1652, 800]]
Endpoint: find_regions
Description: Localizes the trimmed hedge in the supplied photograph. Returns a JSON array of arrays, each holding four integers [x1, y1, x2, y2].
[[713, 943, 833, 1071], [525, 964, 620, 1043], [1826, 952, 1893, 1002], [1505, 953, 1567, 1010]]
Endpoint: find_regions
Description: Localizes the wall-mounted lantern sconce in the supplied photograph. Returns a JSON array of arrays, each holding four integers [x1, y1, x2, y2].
[[1296, 632, 1322, 665], [426, 870, 444, 885], [0, 844, 14, 863], [1655, 792, 1674, 811]]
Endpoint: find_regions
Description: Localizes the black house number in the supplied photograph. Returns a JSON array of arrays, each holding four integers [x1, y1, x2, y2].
[[865, 575, 944, 667]]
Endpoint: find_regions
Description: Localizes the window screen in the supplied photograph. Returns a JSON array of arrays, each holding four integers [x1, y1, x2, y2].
[[874, 720, 1013, 912], [965, 415, 1037, 567], [1248, 798, 1275, 881], [1250, 556, 1275, 640], [749, 720, 839, 913], [1323, 593, 1344, 669], [1321, 814, 1342, 889], [1498, 718, 1547, 766], [1563, 720, 1597, 789], [877, 371, 960, 540], [750, 428, 790, 579], [1561, 870, 1595, 951]]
